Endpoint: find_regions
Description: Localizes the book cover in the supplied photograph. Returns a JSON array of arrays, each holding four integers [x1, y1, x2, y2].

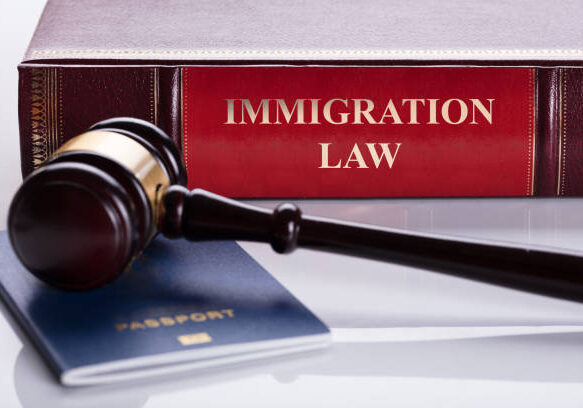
[[17, 0, 583, 197], [0, 231, 330, 386]]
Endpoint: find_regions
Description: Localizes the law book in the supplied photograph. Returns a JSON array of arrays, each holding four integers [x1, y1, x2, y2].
[[18, 0, 583, 197], [0, 231, 330, 386]]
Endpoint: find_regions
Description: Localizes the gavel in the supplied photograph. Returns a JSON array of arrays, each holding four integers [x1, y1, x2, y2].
[[8, 118, 583, 301]]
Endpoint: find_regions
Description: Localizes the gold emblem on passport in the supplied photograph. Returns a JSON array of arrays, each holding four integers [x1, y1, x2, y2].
[[177, 332, 213, 346]]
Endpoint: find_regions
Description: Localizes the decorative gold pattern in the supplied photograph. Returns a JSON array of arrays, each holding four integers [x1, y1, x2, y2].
[[30, 68, 63, 169], [30, 67, 63, 169], [557, 69, 567, 196], [30, 68, 47, 167]]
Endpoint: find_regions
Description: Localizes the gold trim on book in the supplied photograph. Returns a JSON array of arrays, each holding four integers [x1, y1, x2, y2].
[[557, 69, 567, 196], [30, 68, 49, 169], [561, 70, 568, 196], [151, 67, 159, 126], [181, 67, 188, 169], [180, 67, 184, 157], [30, 67, 63, 170], [528, 68, 536, 196], [54, 130, 171, 217]]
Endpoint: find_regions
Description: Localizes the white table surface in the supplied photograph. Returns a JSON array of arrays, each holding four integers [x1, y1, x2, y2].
[[2, 1, 583, 406]]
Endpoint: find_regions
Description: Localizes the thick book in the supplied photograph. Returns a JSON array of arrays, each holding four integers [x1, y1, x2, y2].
[[17, 0, 583, 197], [0, 232, 330, 386]]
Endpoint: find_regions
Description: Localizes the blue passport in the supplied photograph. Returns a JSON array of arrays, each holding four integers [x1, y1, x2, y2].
[[0, 232, 330, 386]]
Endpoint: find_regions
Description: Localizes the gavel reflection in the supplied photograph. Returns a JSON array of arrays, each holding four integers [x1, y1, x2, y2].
[[8, 118, 583, 300]]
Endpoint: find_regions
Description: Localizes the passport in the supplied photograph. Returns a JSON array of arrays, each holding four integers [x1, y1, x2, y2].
[[0, 232, 330, 386]]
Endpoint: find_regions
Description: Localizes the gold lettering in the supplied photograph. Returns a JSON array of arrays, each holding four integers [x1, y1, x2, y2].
[[159, 317, 176, 326], [309, 99, 320, 124], [227, 98, 494, 126], [353, 99, 378, 124], [207, 311, 224, 320], [190, 313, 207, 322], [377, 100, 403, 124], [240, 99, 270, 124], [323, 99, 349, 124], [427, 99, 439, 124], [366, 143, 402, 168], [225, 99, 236, 124], [144, 319, 160, 328], [402, 99, 425, 124], [470, 98, 494, 124], [274, 99, 306, 124], [175, 315, 189, 324], [343, 144, 368, 168], [442, 99, 468, 125], [130, 321, 146, 330], [319, 143, 342, 168], [116, 308, 237, 332]]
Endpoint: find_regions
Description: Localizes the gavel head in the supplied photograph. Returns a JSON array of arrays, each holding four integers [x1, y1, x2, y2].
[[8, 118, 187, 290]]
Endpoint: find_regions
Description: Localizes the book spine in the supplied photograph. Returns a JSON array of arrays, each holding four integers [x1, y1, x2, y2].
[[559, 68, 583, 196], [157, 67, 181, 147], [533, 68, 560, 196], [18, 64, 160, 176], [17, 65, 583, 197]]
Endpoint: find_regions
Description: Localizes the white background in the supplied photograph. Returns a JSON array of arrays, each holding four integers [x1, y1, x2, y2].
[[2, 1, 583, 407]]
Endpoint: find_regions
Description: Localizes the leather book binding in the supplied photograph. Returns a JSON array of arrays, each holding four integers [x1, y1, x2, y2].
[[18, 0, 583, 197]]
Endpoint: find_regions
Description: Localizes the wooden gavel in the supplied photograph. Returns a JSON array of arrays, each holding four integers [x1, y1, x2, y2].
[[8, 118, 583, 301]]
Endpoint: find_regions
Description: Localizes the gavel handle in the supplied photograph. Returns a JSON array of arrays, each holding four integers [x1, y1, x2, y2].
[[161, 186, 583, 302]]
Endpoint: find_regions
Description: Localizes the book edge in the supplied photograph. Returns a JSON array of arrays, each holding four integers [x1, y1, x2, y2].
[[23, 48, 583, 63]]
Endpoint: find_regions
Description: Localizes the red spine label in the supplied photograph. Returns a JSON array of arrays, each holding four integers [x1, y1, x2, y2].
[[182, 67, 535, 197]]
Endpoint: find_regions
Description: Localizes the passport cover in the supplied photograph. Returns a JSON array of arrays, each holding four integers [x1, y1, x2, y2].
[[17, 0, 583, 197], [0, 232, 330, 386]]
